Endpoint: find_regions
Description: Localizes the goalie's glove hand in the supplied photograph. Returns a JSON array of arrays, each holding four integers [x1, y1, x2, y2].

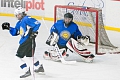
[[30, 31, 38, 39], [77, 35, 90, 45], [2, 22, 10, 30]]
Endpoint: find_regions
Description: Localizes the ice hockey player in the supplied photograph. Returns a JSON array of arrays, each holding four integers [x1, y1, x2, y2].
[[1, 7, 44, 78], [44, 13, 95, 62]]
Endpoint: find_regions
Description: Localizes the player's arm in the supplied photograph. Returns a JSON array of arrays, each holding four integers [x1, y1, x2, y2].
[[9, 21, 21, 36], [9, 27, 19, 36], [2, 22, 19, 36], [50, 23, 58, 34], [73, 25, 82, 40]]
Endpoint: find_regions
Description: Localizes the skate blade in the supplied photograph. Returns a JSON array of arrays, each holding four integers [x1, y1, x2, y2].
[[19, 75, 32, 80], [35, 72, 45, 75], [53, 59, 61, 62], [83, 58, 93, 63]]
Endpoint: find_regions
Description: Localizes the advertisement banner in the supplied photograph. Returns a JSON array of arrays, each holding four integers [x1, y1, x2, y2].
[[0, 0, 45, 16]]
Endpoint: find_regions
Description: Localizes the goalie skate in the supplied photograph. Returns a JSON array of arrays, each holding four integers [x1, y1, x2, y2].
[[66, 38, 95, 63], [78, 54, 95, 63]]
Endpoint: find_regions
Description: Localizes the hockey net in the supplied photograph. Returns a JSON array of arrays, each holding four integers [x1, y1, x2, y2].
[[54, 5, 120, 55]]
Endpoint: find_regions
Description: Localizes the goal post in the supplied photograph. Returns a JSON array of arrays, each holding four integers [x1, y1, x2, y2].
[[54, 5, 120, 55]]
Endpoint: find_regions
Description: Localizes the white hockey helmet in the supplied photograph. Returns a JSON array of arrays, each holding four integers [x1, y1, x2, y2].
[[14, 7, 25, 15]]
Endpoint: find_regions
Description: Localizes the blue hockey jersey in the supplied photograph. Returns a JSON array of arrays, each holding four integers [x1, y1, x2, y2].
[[50, 20, 82, 46], [9, 16, 41, 44]]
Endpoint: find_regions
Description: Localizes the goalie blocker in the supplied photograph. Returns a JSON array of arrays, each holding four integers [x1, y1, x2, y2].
[[45, 32, 95, 62], [45, 32, 68, 61], [46, 32, 59, 46]]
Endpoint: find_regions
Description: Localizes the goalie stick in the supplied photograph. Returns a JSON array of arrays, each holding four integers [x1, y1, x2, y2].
[[54, 44, 76, 64]]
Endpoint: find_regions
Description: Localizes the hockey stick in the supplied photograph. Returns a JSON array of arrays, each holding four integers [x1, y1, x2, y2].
[[42, 18, 76, 64], [54, 44, 76, 64], [32, 38, 35, 80]]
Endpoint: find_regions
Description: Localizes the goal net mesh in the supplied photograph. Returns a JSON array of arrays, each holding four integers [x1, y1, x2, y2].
[[54, 5, 120, 54]]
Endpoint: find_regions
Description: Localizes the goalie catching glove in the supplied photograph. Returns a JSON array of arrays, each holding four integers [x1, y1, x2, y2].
[[2, 22, 10, 30], [30, 31, 38, 39], [77, 35, 90, 46]]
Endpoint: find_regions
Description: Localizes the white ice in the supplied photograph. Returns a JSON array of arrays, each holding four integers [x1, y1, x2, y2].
[[0, 16, 120, 80]]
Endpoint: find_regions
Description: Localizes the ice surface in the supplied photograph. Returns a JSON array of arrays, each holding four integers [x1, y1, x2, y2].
[[0, 16, 120, 80]]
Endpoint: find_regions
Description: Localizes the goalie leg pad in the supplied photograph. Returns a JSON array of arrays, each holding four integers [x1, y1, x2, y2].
[[66, 38, 91, 55], [43, 51, 51, 60], [43, 48, 69, 61], [43, 50, 60, 61], [59, 48, 69, 58], [66, 38, 95, 63]]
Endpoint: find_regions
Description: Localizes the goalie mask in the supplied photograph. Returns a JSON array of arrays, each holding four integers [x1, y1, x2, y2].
[[46, 32, 59, 46], [64, 13, 73, 27]]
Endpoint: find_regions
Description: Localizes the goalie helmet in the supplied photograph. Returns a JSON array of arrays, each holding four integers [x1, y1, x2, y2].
[[14, 7, 25, 15], [64, 13, 73, 20], [64, 13, 73, 27]]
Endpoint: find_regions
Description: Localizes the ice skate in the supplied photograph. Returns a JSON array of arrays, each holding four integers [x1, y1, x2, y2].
[[20, 68, 31, 78], [81, 54, 95, 63], [34, 64, 45, 74]]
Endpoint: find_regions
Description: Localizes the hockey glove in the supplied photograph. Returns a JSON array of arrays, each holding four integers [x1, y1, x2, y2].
[[30, 31, 38, 39], [46, 32, 59, 46], [2, 22, 10, 30], [77, 35, 90, 45]]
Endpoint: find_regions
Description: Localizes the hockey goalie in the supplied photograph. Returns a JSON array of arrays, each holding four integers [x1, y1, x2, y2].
[[44, 32, 95, 63], [43, 13, 95, 63]]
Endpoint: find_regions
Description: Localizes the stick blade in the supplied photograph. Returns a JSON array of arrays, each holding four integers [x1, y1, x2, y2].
[[60, 58, 76, 64]]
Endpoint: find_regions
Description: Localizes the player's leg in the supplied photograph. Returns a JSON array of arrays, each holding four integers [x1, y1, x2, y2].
[[25, 38, 44, 74], [33, 57, 44, 73], [16, 42, 31, 78]]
